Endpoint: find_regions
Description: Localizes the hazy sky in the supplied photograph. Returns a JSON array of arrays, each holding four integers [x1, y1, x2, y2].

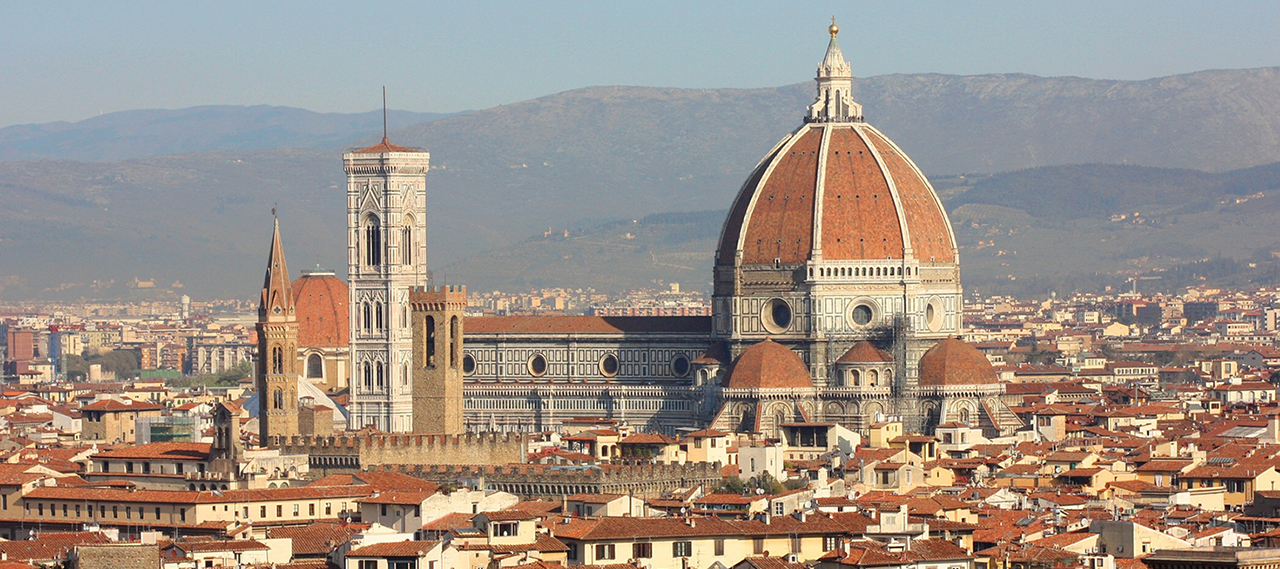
[[3, 1, 1278, 128]]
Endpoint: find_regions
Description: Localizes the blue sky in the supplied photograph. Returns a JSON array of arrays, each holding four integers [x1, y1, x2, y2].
[[2, 1, 1277, 127]]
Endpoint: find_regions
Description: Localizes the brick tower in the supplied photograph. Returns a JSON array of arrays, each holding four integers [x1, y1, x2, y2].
[[410, 286, 465, 434], [257, 218, 300, 443]]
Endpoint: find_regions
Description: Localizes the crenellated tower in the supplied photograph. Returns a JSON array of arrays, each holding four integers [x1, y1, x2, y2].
[[410, 285, 466, 435], [257, 218, 300, 443], [343, 137, 430, 432]]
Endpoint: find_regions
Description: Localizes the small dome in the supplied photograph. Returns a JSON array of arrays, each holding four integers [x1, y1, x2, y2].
[[723, 339, 814, 389], [918, 338, 998, 387], [291, 271, 349, 348], [837, 341, 893, 364]]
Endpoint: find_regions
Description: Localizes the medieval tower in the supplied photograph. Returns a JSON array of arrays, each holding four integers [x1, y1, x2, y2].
[[411, 286, 466, 434], [257, 218, 300, 442], [343, 137, 430, 432]]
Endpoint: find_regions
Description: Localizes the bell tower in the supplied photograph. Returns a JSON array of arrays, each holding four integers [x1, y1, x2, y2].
[[343, 136, 430, 432], [257, 217, 300, 443], [410, 285, 465, 434]]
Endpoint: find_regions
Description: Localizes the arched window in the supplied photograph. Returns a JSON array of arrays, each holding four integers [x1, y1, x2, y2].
[[402, 218, 415, 265], [851, 369, 861, 387], [362, 302, 372, 333], [424, 316, 436, 367], [375, 362, 384, 389], [306, 354, 323, 379], [362, 362, 372, 391], [375, 302, 384, 333], [402, 363, 410, 387], [271, 347, 283, 375], [868, 369, 879, 386], [272, 389, 283, 410], [450, 316, 460, 368], [958, 408, 971, 425], [363, 214, 382, 266]]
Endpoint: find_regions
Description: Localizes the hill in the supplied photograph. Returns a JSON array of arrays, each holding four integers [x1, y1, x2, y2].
[[0, 106, 455, 162], [449, 162, 1280, 295], [5, 67, 1280, 299]]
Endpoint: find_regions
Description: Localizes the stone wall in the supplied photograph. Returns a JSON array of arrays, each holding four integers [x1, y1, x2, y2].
[[373, 462, 724, 500], [73, 543, 161, 569], [274, 432, 526, 476]]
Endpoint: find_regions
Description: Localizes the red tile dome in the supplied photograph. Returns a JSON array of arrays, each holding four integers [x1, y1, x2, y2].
[[291, 270, 349, 348], [716, 122, 956, 268], [918, 338, 997, 387], [836, 341, 894, 364], [722, 339, 814, 389]]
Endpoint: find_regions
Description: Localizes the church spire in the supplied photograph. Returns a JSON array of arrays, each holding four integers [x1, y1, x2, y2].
[[807, 19, 862, 123], [260, 215, 294, 319]]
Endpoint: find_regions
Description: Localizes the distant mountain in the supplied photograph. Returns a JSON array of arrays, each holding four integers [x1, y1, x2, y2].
[[5, 67, 1280, 300], [0, 106, 458, 162], [449, 162, 1280, 295]]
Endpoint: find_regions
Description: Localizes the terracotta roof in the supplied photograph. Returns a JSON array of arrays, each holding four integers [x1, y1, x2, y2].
[[92, 442, 211, 461], [350, 137, 423, 154], [265, 522, 361, 556], [0, 532, 113, 562], [465, 315, 710, 335], [308, 471, 440, 493], [918, 338, 998, 387], [347, 540, 438, 557], [292, 273, 349, 348], [722, 339, 814, 390], [837, 341, 894, 364], [0, 463, 53, 486], [421, 512, 474, 531]]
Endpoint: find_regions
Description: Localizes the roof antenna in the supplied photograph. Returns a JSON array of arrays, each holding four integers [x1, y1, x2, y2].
[[382, 86, 388, 142]]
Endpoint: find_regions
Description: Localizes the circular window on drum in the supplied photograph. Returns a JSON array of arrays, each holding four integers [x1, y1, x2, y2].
[[926, 297, 944, 332], [671, 354, 691, 378], [761, 298, 793, 334], [599, 353, 619, 377], [847, 299, 877, 328], [527, 354, 548, 377], [462, 353, 476, 376]]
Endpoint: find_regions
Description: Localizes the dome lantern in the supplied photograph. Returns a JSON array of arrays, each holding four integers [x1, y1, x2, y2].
[[808, 19, 862, 123]]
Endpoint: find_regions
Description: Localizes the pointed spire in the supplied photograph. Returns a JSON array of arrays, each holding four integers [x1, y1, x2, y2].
[[260, 215, 294, 318], [820, 19, 851, 78], [807, 19, 862, 123]]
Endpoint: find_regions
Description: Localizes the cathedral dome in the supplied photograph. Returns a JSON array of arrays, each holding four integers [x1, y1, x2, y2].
[[291, 269, 349, 348], [723, 339, 814, 389], [918, 338, 997, 387], [715, 29, 956, 269], [836, 341, 893, 364]]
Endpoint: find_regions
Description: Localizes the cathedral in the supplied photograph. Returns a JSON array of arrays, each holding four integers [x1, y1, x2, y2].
[[256, 24, 1020, 442]]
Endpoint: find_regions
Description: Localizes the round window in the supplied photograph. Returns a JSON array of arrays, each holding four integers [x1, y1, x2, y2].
[[926, 298, 943, 332], [528, 354, 548, 377], [671, 354, 691, 378], [762, 298, 793, 334], [462, 354, 476, 376], [851, 303, 873, 326], [600, 353, 619, 377]]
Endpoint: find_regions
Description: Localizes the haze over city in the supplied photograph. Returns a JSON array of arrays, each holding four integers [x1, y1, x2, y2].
[[4, 8, 1280, 569]]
